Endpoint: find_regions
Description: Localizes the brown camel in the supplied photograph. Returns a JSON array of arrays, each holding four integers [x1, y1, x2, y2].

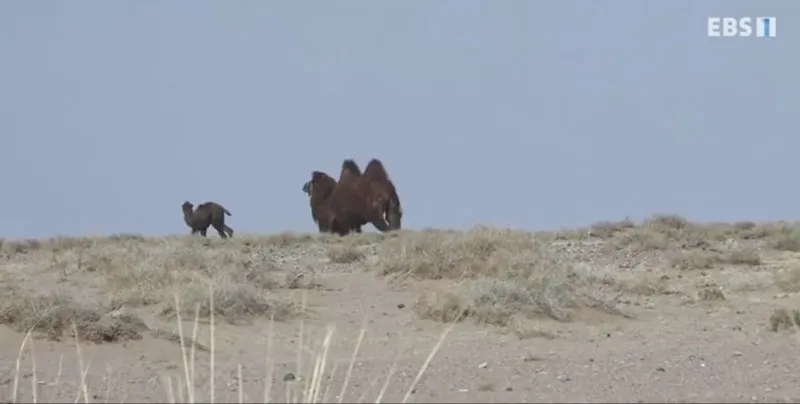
[[302, 166, 364, 234], [322, 158, 402, 235], [181, 201, 234, 238], [362, 158, 403, 230], [302, 171, 338, 233]]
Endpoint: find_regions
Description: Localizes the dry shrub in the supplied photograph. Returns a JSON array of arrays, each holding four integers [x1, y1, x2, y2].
[[0, 238, 43, 256], [414, 274, 624, 326], [646, 213, 690, 230], [676, 225, 731, 246], [326, 245, 364, 263], [0, 290, 147, 342], [739, 223, 782, 240], [769, 308, 800, 332], [262, 232, 315, 247], [619, 276, 669, 296], [698, 287, 726, 301], [507, 315, 557, 340], [283, 268, 323, 290], [161, 277, 300, 324], [733, 221, 757, 231], [589, 218, 636, 239], [1, 234, 309, 327], [345, 232, 394, 246], [548, 229, 586, 241], [668, 247, 761, 270], [564, 214, 775, 249], [669, 250, 718, 270], [611, 229, 672, 252], [388, 227, 625, 325], [768, 228, 800, 252], [413, 289, 467, 323], [774, 266, 800, 292], [103, 246, 288, 310], [604, 215, 749, 254], [262, 231, 388, 248], [725, 248, 762, 265], [377, 226, 540, 279]]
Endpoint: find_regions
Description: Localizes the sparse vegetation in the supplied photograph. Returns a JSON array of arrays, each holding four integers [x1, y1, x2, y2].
[[669, 250, 718, 270], [698, 287, 726, 301], [774, 265, 800, 292], [646, 213, 690, 230], [768, 228, 800, 252], [619, 275, 670, 296], [725, 248, 763, 265], [5, 215, 800, 401], [669, 247, 761, 270], [589, 218, 636, 238], [769, 308, 800, 332], [0, 234, 324, 341], [379, 226, 625, 325], [326, 245, 364, 263], [0, 290, 148, 342], [160, 278, 300, 324], [4, 214, 800, 343]]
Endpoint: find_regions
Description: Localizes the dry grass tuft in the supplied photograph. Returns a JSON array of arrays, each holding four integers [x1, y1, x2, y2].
[[9, 217, 800, 400], [377, 226, 541, 280], [0, 289, 147, 342], [697, 287, 726, 301], [668, 248, 761, 270], [160, 278, 300, 324], [774, 265, 800, 292], [0, 234, 317, 332], [724, 248, 763, 265], [668, 250, 718, 270], [4, 285, 455, 404], [326, 245, 364, 263], [589, 218, 636, 238], [507, 316, 558, 340], [646, 213, 690, 230], [618, 276, 670, 296], [769, 308, 800, 332], [610, 229, 673, 252], [380, 226, 625, 325], [261, 232, 316, 247], [768, 229, 800, 252], [570, 214, 800, 256], [4, 216, 800, 347], [259, 231, 391, 248]]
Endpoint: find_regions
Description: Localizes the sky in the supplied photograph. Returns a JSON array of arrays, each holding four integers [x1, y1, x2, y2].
[[0, 1, 796, 239]]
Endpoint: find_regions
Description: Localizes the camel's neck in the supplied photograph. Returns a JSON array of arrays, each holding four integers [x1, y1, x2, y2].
[[311, 192, 332, 207]]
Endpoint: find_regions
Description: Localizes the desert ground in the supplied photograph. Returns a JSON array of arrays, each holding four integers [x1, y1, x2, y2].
[[3, 215, 800, 403]]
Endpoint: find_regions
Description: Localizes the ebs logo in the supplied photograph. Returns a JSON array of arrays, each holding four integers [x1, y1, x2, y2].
[[707, 17, 777, 38]]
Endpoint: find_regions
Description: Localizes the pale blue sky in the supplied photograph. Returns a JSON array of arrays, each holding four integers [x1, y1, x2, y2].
[[0, 1, 795, 238]]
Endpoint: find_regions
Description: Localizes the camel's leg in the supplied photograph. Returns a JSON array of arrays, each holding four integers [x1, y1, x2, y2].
[[330, 219, 352, 236], [224, 225, 234, 238], [212, 223, 228, 239]]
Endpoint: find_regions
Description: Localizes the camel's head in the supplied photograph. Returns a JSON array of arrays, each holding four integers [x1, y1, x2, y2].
[[387, 200, 403, 231], [181, 201, 194, 214], [304, 171, 337, 201]]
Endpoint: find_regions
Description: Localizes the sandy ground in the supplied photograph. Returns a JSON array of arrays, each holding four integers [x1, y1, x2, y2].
[[3, 219, 800, 403]]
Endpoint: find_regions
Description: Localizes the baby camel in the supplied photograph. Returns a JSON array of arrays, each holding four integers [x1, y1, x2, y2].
[[181, 201, 234, 238]]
